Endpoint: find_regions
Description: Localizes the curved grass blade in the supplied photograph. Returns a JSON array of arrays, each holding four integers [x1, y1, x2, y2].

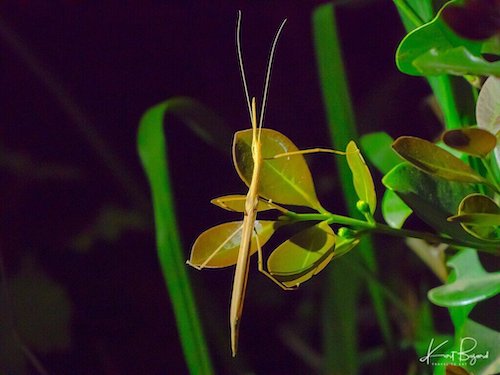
[[189, 220, 276, 268], [233, 128, 322, 210], [137, 98, 223, 375]]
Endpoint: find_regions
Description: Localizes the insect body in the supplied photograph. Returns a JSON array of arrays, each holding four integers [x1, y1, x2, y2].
[[229, 12, 287, 357]]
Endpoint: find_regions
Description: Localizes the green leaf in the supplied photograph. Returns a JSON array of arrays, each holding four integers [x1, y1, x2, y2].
[[233, 128, 322, 210], [395, 0, 488, 77], [210, 195, 278, 213], [442, 128, 497, 158], [428, 249, 500, 307], [360, 132, 402, 175], [392, 136, 486, 184], [382, 163, 499, 251], [413, 46, 500, 76], [381, 188, 413, 229], [267, 221, 335, 288], [189, 220, 276, 268], [346, 141, 376, 214], [448, 193, 500, 241], [137, 98, 216, 374]]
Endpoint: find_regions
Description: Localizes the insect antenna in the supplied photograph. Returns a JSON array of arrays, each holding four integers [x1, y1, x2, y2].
[[258, 18, 287, 141], [236, 11, 252, 123]]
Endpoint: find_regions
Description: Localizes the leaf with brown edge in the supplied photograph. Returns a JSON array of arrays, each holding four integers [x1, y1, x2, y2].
[[267, 221, 335, 288], [448, 193, 500, 241], [233, 128, 322, 210], [210, 195, 283, 213], [189, 220, 277, 268], [346, 141, 376, 214], [392, 136, 487, 184], [442, 128, 497, 157]]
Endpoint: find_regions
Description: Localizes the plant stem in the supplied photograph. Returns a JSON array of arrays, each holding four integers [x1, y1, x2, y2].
[[392, 0, 425, 28], [481, 156, 500, 192], [283, 211, 499, 253]]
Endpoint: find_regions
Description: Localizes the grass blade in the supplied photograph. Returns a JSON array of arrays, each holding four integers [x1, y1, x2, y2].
[[313, 4, 393, 373], [137, 98, 221, 375]]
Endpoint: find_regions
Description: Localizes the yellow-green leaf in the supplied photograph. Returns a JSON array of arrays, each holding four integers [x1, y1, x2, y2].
[[346, 141, 376, 214], [392, 136, 486, 184], [448, 194, 500, 241], [210, 195, 278, 212], [189, 220, 276, 268], [233, 128, 322, 210], [442, 128, 497, 157], [267, 221, 335, 287]]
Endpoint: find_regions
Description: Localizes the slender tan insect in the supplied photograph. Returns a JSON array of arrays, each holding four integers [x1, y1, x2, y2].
[[230, 11, 287, 357], [189, 12, 348, 357]]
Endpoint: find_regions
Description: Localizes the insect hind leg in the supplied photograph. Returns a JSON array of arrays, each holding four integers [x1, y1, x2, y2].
[[253, 227, 297, 291]]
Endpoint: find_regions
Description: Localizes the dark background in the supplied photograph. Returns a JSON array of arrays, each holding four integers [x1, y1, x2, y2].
[[0, 1, 445, 374]]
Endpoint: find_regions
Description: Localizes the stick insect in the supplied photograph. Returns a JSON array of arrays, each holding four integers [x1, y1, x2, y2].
[[189, 11, 347, 356], [230, 11, 289, 357]]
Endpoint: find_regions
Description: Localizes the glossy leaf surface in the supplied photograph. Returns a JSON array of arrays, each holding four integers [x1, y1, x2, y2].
[[392, 136, 485, 184], [382, 163, 496, 250], [428, 249, 500, 307], [413, 45, 500, 76], [448, 193, 500, 241], [267, 221, 335, 287], [396, 0, 497, 77], [190, 220, 276, 268], [346, 141, 376, 214], [360, 132, 401, 175], [233, 128, 321, 210], [442, 128, 497, 157], [210, 195, 276, 212], [382, 188, 413, 229]]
